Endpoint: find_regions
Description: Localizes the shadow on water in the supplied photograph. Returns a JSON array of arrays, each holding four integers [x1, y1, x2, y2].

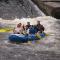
[[0, 0, 45, 20]]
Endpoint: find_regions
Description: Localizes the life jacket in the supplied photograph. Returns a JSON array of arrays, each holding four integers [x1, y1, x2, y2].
[[29, 25, 37, 34]]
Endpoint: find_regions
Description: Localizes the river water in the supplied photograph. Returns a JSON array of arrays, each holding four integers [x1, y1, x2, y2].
[[0, 0, 60, 60]]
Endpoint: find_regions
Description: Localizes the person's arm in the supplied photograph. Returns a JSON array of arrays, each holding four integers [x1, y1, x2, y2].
[[42, 25, 45, 31], [22, 25, 25, 30], [26, 25, 28, 30]]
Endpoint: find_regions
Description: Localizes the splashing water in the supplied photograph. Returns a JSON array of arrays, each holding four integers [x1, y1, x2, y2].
[[0, 0, 60, 60], [0, 0, 60, 56], [0, 16, 60, 52]]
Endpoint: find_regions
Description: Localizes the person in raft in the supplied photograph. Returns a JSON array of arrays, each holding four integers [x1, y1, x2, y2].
[[26, 22, 31, 30], [25, 22, 36, 34], [25, 22, 31, 34], [36, 21, 45, 33], [35, 21, 45, 39], [13, 23, 24, 34]]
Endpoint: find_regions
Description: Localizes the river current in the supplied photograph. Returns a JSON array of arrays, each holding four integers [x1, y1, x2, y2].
[[0, 0, 60, 60]]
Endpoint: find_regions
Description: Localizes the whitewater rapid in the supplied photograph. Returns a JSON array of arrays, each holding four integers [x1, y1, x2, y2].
[[0, 0, 60, 54]]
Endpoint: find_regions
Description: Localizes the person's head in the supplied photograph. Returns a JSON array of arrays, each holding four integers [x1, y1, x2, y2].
[[17, 23, 22, 27], [27, 22, 30, 25], [37, 21, 40, 24], [19, 23, 22, 26]]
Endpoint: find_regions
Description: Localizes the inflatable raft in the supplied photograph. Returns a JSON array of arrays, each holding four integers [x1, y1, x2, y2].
[[9, 33, 46, 43], [0, 28, 12, 32]]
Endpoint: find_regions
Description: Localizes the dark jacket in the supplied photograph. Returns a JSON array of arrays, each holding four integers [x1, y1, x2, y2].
[[26, 25, 31, 30], [36, 24, 44, 33]]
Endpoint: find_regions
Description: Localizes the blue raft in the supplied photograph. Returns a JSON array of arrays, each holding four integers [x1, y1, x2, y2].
[[9, 33, 46, 43]]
